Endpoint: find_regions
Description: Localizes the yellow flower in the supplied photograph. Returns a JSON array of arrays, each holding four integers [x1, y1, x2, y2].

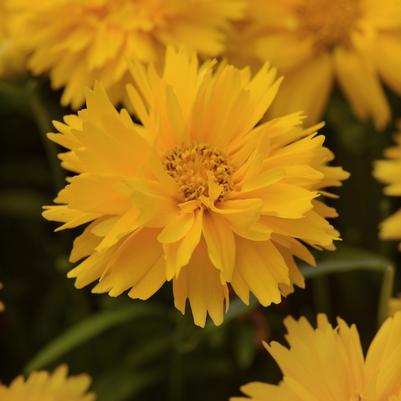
[[233, 312, 401, 401], [227, 0, 401, 129], [374, 122, 401, 249], [0, 365, 95, 401], [0, 282, 4, 312], [43, 48, 348, 327], [11, 0, 245, 109], [0, 1, 26, 78], [388, 295, 401, 317]]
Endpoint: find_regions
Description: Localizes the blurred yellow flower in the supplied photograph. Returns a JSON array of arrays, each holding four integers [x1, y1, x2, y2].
[[11, 0, 245, 109], [0, 282, 4, 312], [233, 312, 401, 401], [0, 1, 26, 78], [227, 0, 401, 130], [0, 365, 95, 401], [43, 48, 348, 327], [388, 295, 401, 317], [374, 122, 401, 249]]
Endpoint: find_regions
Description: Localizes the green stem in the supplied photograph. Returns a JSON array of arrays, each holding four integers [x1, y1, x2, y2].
[[312, 276, 332, 317], [170, 319, 186, 401], [301, 258, 395, 326], [377, 263, 395, 325], [27, 81, 65, 191]]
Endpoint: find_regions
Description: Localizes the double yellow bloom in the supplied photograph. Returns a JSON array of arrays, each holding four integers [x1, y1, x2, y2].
[[43, 48, 348, 326], [8, 0, 245, 108], [227, 0, 401, 129], [235, 312, 401, 401], [5, 0, 401, 131], [0, 366, 94, 401]]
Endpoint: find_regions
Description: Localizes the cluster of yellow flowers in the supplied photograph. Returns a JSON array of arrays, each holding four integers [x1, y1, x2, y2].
[[4, 0, 401, 127], [1, 0, 401, 399], [2, 314, 401, 400]]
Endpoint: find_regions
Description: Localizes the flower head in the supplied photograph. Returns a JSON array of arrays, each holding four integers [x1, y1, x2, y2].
[[11, 0, 245, 109], [0, 1, 27, 78], [0, 365, 95, 401], [43, 48, 348, 327], [374, 122, 401, 249], [227, 0, 401, 129], [233, 312, 401, 401]]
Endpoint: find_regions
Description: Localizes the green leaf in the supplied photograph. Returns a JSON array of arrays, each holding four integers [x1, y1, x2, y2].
[[94, 367, 163, 401], [25, 303, 166, 373], [301, 247, 395, 326]]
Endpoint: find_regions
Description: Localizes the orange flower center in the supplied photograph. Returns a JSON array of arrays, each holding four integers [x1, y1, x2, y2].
[[294, 0, 362, 49], [163, 143, 233, 201]]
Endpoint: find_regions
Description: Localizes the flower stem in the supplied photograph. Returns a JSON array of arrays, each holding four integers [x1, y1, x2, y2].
[[26, 80, 65, 191]]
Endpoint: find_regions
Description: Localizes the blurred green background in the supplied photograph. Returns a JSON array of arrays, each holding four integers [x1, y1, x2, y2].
[[1, 78, 401, 401]]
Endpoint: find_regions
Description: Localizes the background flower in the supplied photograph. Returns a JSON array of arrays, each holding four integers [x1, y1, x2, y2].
[[43, 48, 348, 327], [374, 121, 401, 249], [10, 0, 245, 109], [388, 295, 401, 317], [233, 312, 401, 401], [0, 365, 95, 401], [0, 0, 27, 78], [226, 0, 401, 130]]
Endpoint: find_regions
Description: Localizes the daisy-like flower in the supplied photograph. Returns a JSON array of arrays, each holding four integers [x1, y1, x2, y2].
[[374, 122, 401, 249], [227, 0, 401, 129], [43, 48, 348, 327], [233, 312, 401, 401], [11, 0, 245, 109], [0, 1, 26, 78], [0, 365, 95, 401]]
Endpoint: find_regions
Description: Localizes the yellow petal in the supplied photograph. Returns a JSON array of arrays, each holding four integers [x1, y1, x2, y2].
[[269, 53, 333, 126], [70, 221, 102, 263], [232, 239, 289, 306], [202, 211, 236, 281], [92, 228, 165, 298], [173, 241, 228, 327], [334, 47, 390, 131], [376, 33, 401, 95], [164, 209, 203, 280]]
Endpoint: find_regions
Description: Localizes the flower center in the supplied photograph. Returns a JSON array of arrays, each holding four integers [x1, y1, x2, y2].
[[294, 0, 362, 49], [163, 143, 233, 201]]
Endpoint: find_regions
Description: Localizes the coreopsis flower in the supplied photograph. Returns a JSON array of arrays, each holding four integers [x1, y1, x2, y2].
[[227, 0, 401, 129], [43, 48, 348, 327], [11, 0, 245, 109], [0, 365, 95, 401], [233, 312, 401, 401], [0, 1, 26, 78], [374, 122, 401, 249]]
